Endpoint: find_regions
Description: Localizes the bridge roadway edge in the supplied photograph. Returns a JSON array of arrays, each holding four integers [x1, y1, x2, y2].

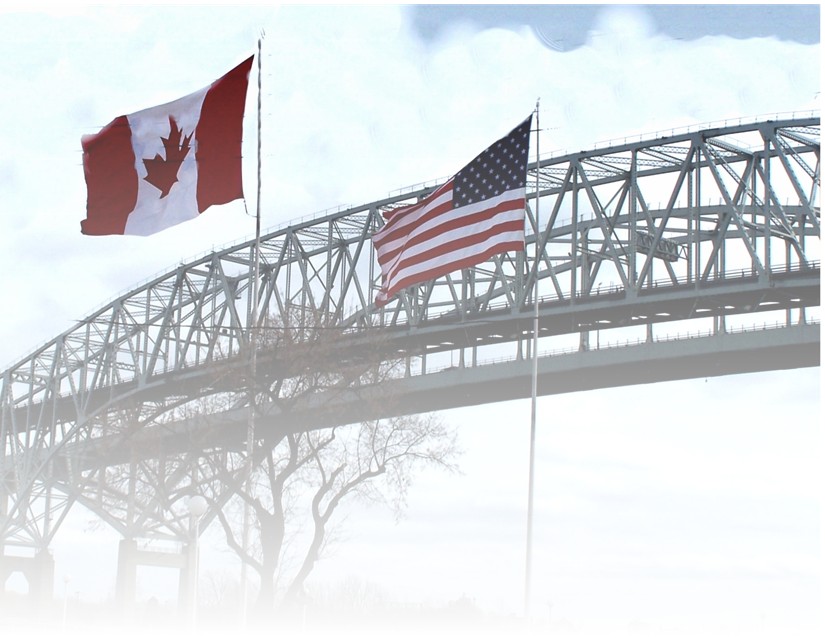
[[258, 322, 820, 433], [61, 322, 819, 468]]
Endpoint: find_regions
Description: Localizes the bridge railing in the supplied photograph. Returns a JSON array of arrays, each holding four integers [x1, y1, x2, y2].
[[427, 318, 821, 376]]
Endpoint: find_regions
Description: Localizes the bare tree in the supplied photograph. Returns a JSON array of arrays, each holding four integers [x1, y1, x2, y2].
[[202, 307, 460, 617], [283, 412, 456, 604]]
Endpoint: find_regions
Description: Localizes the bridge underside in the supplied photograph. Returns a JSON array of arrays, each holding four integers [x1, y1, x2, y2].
[[53, 322, 817, 467]]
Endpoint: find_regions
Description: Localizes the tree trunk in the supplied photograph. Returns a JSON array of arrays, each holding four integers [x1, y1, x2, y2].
[[254, 506, 285, 614]]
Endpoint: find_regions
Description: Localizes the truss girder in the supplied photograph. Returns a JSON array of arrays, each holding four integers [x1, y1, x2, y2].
[[1, 117, 820, 548]]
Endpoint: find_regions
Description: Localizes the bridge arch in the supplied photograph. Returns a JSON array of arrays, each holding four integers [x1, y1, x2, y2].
[[1, 116, 819, 597]]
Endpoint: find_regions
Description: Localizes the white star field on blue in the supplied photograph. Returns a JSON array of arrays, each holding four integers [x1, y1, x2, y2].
[[453, 116, 532, 208]]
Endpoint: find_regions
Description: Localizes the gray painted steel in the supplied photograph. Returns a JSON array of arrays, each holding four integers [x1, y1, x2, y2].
[[1, 116, 820, 556]]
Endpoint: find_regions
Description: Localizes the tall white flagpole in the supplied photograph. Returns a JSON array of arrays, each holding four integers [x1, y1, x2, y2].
[[525, 98, 541, 620], [241, 34, 263, 625]]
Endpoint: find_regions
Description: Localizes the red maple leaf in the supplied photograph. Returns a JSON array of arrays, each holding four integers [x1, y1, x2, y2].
[[142, 116, 193, 198]]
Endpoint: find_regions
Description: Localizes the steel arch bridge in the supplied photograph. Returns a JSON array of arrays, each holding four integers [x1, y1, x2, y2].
[[1, 116, 820, 590]]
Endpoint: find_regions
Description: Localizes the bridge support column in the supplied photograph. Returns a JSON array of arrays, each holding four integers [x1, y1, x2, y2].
[[0, 549, 54, 610], [32, 550, 54, 607], [177, 541, 197, 620], [116, 537, 195, 620], [116, 538, 138, 616]]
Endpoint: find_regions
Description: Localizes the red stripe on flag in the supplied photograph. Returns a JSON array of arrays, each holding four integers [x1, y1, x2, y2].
[[388, 215, 524, 274], [80, 115, 138, 236], [377, 214, 524, 302], [383, 238, 524, 299], [382, 180, 452, 223], [195, 56, 253, 213], [374, 195, 455, 266], [376, 195, 524, 269], [376, 240, 524, 306], [373, 185, 454, 256]]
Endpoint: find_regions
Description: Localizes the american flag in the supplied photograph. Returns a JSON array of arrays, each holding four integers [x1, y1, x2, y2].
[[372, 115, 532, 306]]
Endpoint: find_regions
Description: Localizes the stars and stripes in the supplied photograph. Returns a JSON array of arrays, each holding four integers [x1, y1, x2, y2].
[[372, 115, 532, 306]]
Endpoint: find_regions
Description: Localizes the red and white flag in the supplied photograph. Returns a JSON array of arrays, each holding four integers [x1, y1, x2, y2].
[[81, 56, 253, 236], [372, 115, 532, 306]]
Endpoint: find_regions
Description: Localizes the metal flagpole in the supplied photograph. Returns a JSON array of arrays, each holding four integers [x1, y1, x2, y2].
[[525, 98, 540, 619], [241, 34, 263, 625]]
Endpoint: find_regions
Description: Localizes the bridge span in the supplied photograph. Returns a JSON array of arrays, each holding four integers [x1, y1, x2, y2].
[[1, 116, 819, 604]]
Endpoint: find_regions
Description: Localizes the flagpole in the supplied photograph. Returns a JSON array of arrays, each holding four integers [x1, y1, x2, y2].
[[241, 35, 263, 625], [525, 98, 540, 620]]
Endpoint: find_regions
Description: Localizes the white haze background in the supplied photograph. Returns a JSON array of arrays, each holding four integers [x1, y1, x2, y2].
[[0, 3, 821, 637]]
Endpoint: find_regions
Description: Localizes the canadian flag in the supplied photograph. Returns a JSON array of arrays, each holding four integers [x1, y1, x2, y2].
[[81, 56, 253, 236]]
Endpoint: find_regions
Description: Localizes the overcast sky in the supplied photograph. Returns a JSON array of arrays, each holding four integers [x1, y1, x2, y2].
[[0, 4, 821, 637]]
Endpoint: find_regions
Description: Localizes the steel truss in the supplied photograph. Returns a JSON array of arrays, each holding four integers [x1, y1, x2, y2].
[[1, 116, 820, 556]]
